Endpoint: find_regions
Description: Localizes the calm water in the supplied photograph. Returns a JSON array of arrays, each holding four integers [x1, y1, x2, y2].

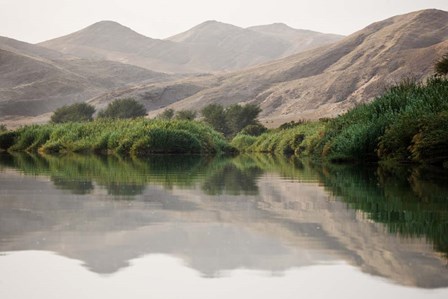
[[0, 153, 448, 298]]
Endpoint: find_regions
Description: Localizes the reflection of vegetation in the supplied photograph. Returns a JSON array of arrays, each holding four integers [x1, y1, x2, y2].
[[0, 153, 268, 197], [1, 152, 448, 257], [202, 159, 263, 195], [314, 163, 448, 257], [52, 177, 94, 195]]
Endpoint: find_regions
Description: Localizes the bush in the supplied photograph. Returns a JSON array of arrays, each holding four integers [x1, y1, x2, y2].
[[158, 108, 175, 120], [435, 52, 448, 76], [0, 131, 17, 150], [175, 110, 197, 121], [98, 98, 146, 119], [130, 128, 201, 156], [0, 124, 6, 132], [239, 123, 267, 136], [51, 103, 95, 123], [230, 134, 258, 151]]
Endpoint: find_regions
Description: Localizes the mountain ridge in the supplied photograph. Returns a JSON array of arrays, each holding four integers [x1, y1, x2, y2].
[[39, 19, 343, 73]]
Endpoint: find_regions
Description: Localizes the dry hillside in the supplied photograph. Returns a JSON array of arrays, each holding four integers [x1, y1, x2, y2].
[[130, 9, 448, 123], [0, 36, 170, 121], [40, 20, 342, 73]]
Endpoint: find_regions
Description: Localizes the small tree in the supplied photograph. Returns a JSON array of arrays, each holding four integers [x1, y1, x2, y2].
[[175, 109, 197, 121], [159, 108, 175, 120], [435, 52, 448, 76], [51, 103, 95, 124], [98, 98, 146, 119], [225, 104, 261, 137], [201, 104, 229, 136], [201, 103, 262, 137]]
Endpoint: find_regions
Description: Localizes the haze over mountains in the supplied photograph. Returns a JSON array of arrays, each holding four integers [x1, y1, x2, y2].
[[40, 20, 342, 73], [1, 9, 448, 126]]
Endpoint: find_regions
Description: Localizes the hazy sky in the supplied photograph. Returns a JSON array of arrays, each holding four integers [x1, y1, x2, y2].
[[1, 0, 448, 43]]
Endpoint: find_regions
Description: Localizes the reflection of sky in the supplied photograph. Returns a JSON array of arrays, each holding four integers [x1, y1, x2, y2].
[[1, 251, 447, 299]]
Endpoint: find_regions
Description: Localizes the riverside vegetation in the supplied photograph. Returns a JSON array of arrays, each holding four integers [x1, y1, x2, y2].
[[1, 69, 448, 166], [232, 77, 448, 168], [0, 119, 231, 156]]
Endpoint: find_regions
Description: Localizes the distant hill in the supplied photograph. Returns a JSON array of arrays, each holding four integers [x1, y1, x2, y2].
[[247, 23, 343, 56], [0, 36, 170, 122], [40, 20, 343, 73], [123, 9, 448, 124], [39, 21, 192, 73]]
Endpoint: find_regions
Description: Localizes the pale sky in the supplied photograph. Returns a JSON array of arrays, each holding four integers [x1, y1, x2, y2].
[[1, 0, 448, 43]]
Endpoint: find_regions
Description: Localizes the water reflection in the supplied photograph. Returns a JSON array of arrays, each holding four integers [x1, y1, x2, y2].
[[0, 152, 448, 289]]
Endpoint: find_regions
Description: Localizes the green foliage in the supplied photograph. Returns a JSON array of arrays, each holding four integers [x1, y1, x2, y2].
[[175, 109, 197, 121], [230, 134, 258, 151], [435, 52, 448, 76], [239, 123, 267, 136], [51, 103, 95, 124], [201, 103, 261, 137], [316, 78, 448, 164], [158, 108, 175, 120], [225, 104, 261, 136], [4, 119, 232, 156], [201, 104, 229, 135], [0, 124, 6, 132], [0, 131, 17, 150], [98, 98, 146, 119], [239, 121, 326, 156], [278, 120, 306, 130]]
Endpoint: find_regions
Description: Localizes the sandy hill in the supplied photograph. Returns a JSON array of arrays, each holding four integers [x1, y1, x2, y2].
[[113, 9, 448, 124], [40, 20, 342, 73], [0, 36, 170, 122]]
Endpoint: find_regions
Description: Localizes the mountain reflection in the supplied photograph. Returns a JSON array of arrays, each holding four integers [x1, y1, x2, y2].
[[0, 152, 448, 288]]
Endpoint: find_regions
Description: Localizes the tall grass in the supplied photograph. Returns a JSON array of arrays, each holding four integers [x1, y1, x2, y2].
[[0, 119, 233, 156], [320, 77, 448, 164], [232, 121, 326, 156], [234, 77, 448, 167]]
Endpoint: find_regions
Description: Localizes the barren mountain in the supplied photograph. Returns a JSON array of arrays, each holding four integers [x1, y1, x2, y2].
[[248, 23, 343, 56], [39, 21, 193, 73], [40, 20, 343, 73], [127, 9, 448, 124], [0, 36, 169, 122]]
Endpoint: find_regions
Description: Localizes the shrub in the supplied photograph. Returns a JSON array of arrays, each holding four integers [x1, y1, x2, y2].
[[0, 131, 17, 150], [239, 123, 267, 136], [230, 134, 258, 151], [174, 110, 197, 121], [158, 108, 175, 120], [435, 52, 448, 76], [98, 98, 146, 119], [51, 103, 95, 123]]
